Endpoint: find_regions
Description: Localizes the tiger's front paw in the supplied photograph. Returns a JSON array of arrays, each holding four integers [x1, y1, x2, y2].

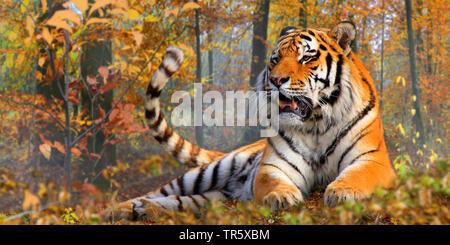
[[263, 189, 303, 210], [324, 180, 368, 207]]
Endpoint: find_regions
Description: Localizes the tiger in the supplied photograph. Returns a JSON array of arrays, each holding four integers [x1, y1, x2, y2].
[[106, 21, 397, 221]]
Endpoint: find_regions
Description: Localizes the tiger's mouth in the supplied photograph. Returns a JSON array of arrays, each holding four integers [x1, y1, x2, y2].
[[278, 93, 312, 121]]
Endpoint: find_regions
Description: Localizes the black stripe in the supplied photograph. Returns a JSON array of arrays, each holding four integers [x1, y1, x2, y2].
[[177, 176, 185, 196], [161, 63, 175, 77], [317, 33, 338, 52], [200, 194, 209, 202], [268, 138, 308, 186], [278, 130, 309, 165], [188, 196, 200, 209], [334, 54, 343, 86], [319, 44, 328, 51], [187, 145, 200, 166], [336, 131, 371, 172], [193, 167, 206, 194], [172, 136, 185, 158], [309, 50, 321, 62], [154, 126, 173, 143], [159, 187, 169, 196], [169, 181, 175, 193], [145, 108, 156, 119], [149, 111, 163, 128], [224, 157, 237, 193], [131, 202, 139, 221], [324, 76, 376, 159], [321, 54, 343, 105], [262, 163, 304, 193], [348, 147, 381, 168], [146, 84, 162, 98], [300, 34, 312, 41], [325, 53, 333, 81], [175, 196, 183, 211], [307, 30, 316, 37], [210, 161, 221, 190], [321, 86, 341, 105]]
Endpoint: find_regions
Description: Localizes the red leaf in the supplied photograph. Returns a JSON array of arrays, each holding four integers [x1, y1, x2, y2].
[[109, 108, 120, 122], [86, 75, 97, 86], [100, 81, 116, 94], [98, 104, 105, 119], [85, 152, 101, 160], [104, 138, 122, 146], [68, 91, 80, 104]]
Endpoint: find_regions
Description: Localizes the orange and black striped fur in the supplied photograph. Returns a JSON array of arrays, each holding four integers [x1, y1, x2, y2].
[[107, 22, 396, 221]]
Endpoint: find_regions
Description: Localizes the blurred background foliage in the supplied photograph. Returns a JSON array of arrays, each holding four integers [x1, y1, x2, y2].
[[0, 0, 448, 224]]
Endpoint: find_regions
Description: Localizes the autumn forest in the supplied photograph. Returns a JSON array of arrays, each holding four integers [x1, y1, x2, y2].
[[0, 0, 448, 225]]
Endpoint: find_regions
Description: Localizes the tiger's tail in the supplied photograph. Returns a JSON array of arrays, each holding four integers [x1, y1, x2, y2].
[[145, 46, 225, 167]]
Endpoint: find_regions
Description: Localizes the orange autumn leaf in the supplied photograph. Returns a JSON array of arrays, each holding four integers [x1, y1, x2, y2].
[[53, 141, 66, 154], [71, 148, 81, 157]]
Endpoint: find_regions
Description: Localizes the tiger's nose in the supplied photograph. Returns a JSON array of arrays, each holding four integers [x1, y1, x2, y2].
[[269, 76, 290, 87]]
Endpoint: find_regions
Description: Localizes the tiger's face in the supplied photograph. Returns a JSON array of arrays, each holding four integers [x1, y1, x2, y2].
[[265, 22, 356, 128]]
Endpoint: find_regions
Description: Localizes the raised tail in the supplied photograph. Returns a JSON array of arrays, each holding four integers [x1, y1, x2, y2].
[[145, 46, 225, 167]]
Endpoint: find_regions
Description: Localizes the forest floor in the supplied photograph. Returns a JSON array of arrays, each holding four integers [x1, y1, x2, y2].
[[0, 156, 448, 225]]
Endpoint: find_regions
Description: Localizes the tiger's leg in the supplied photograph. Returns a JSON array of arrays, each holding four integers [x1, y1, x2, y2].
[[254, 164, 304, 210], [106, 190, 226, 221], [324, 140, 396, 207]]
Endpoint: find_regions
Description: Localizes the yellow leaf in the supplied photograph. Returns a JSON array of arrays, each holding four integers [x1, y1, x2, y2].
[[41, 28, 53, 44], [178, 43, 194, 56], [144, 15, 158, 22], [128, 9, 140, 20], [39, 143, 51, 160], [412, 95, 416, 102], [41, 0, 47, 12], [88, 0, 114, 17], [9, 32, 17, 41], [23, 190, 41, 210], [46, 9, 81, 32], [415, 132, 420, 138], [26, 15, 34, 37], [17, 54, 25, 65], [85, 17, 111, 26], [182, 2, 201, 12], [411, 109, 416, 116], [396, 123, 405, 136], [73, 0, 88, 14]]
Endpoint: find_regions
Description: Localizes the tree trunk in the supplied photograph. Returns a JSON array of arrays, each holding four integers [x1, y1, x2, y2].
[[80, 7, 115, 189], [194, 0, 204, 147], [405, 0, 425, 146], [249, 0, 270, 87], [379, 0, 385, 111]]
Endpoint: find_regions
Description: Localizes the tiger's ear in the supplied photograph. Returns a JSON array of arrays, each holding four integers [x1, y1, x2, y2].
[[279, 26, 297, 37], [329, 21, 356, 55]]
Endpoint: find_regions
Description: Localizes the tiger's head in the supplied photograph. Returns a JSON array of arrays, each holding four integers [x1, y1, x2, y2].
[[259, 21, 357, 129]]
